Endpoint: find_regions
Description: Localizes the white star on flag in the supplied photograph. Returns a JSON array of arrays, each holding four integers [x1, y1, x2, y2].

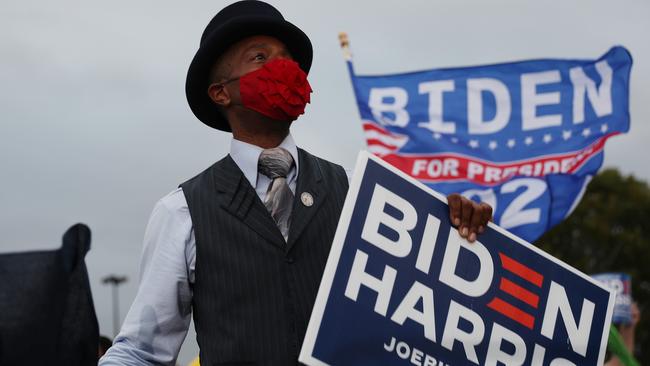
[[582, 128, 591, 137], [507, 139, 516, 148], [524, 136, 533, 146], [433, 133, 442, 140], [451, 137, 459, 143], [562, 130, 572, 140], [601, 124, 609, 133], [489, 141, 498, 150], [469, 140, 479, 148], [543, 134, 552, 143]]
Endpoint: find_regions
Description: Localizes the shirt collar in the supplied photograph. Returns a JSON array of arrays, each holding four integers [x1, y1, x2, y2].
[[229, 134, 300, 188]]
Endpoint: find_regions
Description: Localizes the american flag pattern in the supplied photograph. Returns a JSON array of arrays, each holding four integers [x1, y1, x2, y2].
[[362, 120, 409, 157]]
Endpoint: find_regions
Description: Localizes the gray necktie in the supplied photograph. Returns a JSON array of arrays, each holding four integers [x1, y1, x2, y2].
[[258, 147, 295, 241]]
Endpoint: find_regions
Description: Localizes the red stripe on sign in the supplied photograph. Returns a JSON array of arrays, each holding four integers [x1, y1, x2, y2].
[[499, 278, 540, 308], [499, 253, 544, 287], [487, 297, 535, 329]]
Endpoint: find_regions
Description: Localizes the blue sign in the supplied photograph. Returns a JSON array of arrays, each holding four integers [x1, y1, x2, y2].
[[592, 273, 633, 324], [348, 47, 632, 241], [300, 152, 615, 366]]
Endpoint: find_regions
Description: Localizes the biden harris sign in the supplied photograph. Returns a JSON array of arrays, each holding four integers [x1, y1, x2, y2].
[[299, 152, 615, 366], [348, 47, 632, 242]]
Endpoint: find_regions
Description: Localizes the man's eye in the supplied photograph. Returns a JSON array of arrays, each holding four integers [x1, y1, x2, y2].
[[253, 53, 266, 61]]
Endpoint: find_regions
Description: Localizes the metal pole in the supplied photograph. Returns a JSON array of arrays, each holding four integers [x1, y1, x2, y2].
[[112, 283, 119, 336], [102, 274, 128, 337]]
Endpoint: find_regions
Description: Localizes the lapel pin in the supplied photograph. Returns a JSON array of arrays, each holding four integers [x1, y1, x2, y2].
[[300, 192, 314, 207]]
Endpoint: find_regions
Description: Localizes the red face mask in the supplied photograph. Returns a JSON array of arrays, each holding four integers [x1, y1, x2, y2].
[[233, 59, 312, 122]]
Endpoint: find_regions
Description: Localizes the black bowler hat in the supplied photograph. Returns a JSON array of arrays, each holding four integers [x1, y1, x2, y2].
[[185, 0, 313, 132]]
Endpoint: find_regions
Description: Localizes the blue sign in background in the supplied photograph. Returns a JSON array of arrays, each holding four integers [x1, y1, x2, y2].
[[592, 273, 633, 325], [348, 47, 632, 242], [307, 157, 613, 365]]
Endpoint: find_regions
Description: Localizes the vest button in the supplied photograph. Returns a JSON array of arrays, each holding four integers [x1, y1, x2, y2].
[[285, 257, 295, 264]]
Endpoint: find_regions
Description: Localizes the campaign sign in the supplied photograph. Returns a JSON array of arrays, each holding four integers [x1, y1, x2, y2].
[[300, 152, 615, 366], [592, 273, 632, 324]]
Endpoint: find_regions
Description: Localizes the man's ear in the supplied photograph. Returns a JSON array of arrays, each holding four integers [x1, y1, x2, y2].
[[208, 83, 231, 108]]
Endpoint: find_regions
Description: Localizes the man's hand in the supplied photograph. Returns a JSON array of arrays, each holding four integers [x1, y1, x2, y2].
[[447, 193, 493, 243]]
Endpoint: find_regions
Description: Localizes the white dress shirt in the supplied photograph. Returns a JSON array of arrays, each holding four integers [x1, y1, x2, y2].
[[99, 135, 300, 366]]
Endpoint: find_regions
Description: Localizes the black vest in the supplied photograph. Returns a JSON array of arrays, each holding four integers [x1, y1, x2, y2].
[[181, 148, 348, 366]]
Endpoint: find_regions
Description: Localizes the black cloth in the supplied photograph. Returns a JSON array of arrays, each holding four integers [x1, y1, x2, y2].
[[0, 224, 99, 366], [181, 149, 348, 366]]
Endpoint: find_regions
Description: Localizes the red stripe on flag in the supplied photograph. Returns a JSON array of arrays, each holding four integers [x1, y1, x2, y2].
[[499, 253, 544, 287], [366, 138, 398, 150], [362, 122, 391, 135], [499, 278, 540, 308], [379, 133, 619, 186], [487, 297, 535, 329]]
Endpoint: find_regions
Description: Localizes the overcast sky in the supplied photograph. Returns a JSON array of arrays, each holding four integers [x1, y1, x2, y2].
[[1, 0, 648, 364]]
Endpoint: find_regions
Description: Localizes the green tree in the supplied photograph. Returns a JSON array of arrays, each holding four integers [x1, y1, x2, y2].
[[537, 168, 649, 364]]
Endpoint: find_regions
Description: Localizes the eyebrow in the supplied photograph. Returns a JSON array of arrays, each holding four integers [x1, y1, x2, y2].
[[244, 43, 270, 52], [241, 42, 291, 57]]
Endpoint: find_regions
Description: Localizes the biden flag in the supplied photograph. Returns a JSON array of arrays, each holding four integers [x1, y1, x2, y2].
[[347, 47, 632, 241]]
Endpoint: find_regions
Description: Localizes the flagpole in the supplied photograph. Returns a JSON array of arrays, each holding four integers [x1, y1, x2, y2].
[[338, 32, 352, 61], [338, 32, 356, 76]]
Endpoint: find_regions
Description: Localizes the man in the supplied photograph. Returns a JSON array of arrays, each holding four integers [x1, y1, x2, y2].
[[99, 1, 492, 365]]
